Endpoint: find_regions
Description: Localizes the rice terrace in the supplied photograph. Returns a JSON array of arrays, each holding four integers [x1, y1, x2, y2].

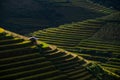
[[0, 0, 120, 80]]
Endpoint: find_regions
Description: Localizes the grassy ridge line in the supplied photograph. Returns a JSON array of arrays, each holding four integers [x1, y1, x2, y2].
[[4, 30, 29, 40], [3, 28, 49, 48]]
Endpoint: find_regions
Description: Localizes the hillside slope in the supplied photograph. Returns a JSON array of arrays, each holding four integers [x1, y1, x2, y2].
[[0, 0, 114, 34], [0, 28, 95, 80], [0, 27, 119, 80], [92, 12, 120, 41], [30, 12, 120, 76], [90, 0, 120, 10]]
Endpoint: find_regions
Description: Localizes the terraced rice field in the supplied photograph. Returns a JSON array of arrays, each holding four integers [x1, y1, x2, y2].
[[76, 39, 120, 75], [49, 0, 115, 14], [31, 13, 120, 76], [31, 19, 103, 48], [0, 28, 97, 80]]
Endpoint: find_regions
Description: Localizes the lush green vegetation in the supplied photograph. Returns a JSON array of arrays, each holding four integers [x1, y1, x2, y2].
[[30, 12, 120, 77]]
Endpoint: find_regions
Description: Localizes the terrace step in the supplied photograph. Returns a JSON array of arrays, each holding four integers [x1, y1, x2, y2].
[[45, 74, 68, 80], [55, 59, 84, 71], [61, 63, 83, 71], [0, 53, 41, 65], [0, 57, 46, 70], [69, 70, 90, 79], [0, 61, 51, 76], [43, 45, 57, 53], [52, 56, 80, 64], [0, 65, 57, 79], [56, 60, 80, 67], [49, 54, 73, 61], [76, 74, 95, 80], [67, 67, 86, 76], [63, 66, 84, 73], [0, 35, 13, 40], [107, 61, 120, 66], [16, 70, 61, 80], [0, 41, 31, 51], [0, 38, 24, 45], [45, 51, 67, 58], [0, 46, 38, 58]]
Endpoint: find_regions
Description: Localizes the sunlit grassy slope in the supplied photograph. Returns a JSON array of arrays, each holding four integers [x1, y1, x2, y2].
[[0, 0, 115, 34], [30, 12, 120, 76]]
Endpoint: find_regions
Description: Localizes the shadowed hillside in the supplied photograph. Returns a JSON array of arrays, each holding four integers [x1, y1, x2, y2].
[[30, 12, 120, 76], [0, 0, 115, 34], [90, 0, 120, 10]]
